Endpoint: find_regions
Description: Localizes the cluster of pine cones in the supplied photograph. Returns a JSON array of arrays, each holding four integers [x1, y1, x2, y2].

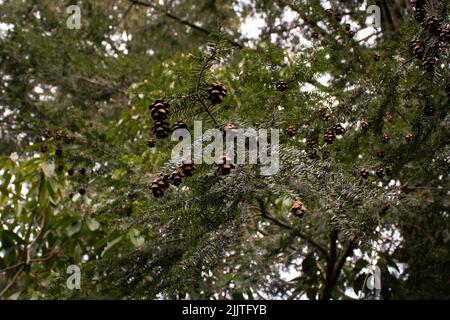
[[324, 8, 356, 39], [149, 161, 197, 198], [40, 127, 74, 156], [410, 1, 450, 75]]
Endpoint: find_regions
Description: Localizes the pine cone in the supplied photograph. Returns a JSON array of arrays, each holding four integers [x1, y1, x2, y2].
[[377, 150, 385, 159], [147, 139, 156, 148], [323, 113, 333, 121], [78, 188, 86, 196], [384, 167, 392, 176], [360, 119, 369, 130], [172, 121, 187, 132], [286, 125, 297, 137], [180, 160, 196, 177], [405, 133, 414, 142], [64, 134, 74, 144], [149, 99, 171, 122], [68, 168, 74, 176], [152, 121, 170, 139], [311, 31, 319, 39], [324, 131, 335, 144], [335, 12, 342, 22], [42, 128, 51, 139], [373, 53, 381, 62], [223, 123, 239, 141], [55, 130, 63, 140], [309, 152, 319, 160], [55, 148, 63, 157], [360, 168, 370, 179], [207, 82, 227, 104], [414, 7, 426, 23], [276, 80, 288, 92], [306, 138, 317, 149], [332, 123, 345, 135], [149, 176, 167, 198], [344, 24, 351, 32], [385, 114, 394, 123], [410, 39, 424, 59], [376, 168, 385, 178], [325, 8, 334, 18], [40, 144, 48, 153], [217, 155, 235, 175], [439, 27, 450, 43], [421, 56, 436, 73], [381, 134, 390, 144], [169, 171, 183, 186], [424, 16, 440, 36], [423, 104, 435, 116], [79, 168, 86, 176], [346, 30, 356, 39], [291, 200, 307, 217], [322, 150, 331, 161]]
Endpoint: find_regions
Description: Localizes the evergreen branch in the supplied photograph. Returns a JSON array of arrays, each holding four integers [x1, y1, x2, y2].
[[257, 199, 329, 256]]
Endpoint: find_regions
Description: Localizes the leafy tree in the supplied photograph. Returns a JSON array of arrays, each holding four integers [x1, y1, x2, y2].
[[0, 0, 449, 300]]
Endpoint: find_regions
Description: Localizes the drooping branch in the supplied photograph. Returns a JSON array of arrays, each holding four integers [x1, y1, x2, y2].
[[257, 199, 329, 256], [129, 0, 243, 48]]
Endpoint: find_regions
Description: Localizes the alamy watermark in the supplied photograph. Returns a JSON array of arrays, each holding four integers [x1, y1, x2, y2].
[[170, 121, 280, 176], [66, 265, 81, 290], [66, 5, 81, 30]]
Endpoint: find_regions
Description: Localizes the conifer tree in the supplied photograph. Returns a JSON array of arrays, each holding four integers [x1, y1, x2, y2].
[[0, 0, 449, 300]]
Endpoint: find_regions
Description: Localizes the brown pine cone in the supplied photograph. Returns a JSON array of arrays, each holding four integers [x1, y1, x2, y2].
[[306, 138, 317, 149], [286, 125, 297, 137], [405, 133, 414, 142], [376, 168, 385, 178], [373, 53, 381, 62], [385, 114, 394, 123], [276, 80, 288, 92], [67, 168, 74, 176], [291, 200, 307, 217], [332, 123, 345, 135], [207, 82, 227, 104], [344, 24, 351, 32], [42, 128, 51, 139], [410, 39, 424, 59], [55, 130, 63, 140], [311, 31, 319, 39], [223, 123, 239, 141], [64, 134, 74, 144], [322, 150, 331, 161], [360, 119, 369, 130], [323, 113, 333, 121], [40, 144, 48, 153], [421, 56, 436, 73], [381, 134, 390, 144], [55, 148, 63, 157], [414, 7, 426, 23], [149, 99, 171, 122], [439, 27, 450, 43], [152, 121, 170, 139], [324, 131, 335, 144], [79, 168, 86, 176], [424, 15, 440, 36], [172, 121, 187, 132], [423, 104, 435, 116], [78, 188, 86, 196], [384, 167, 392, 176], [217, 155, 235, 175], [335, 12, 342, 22], [169, 171, 183, 186], [180, 160, 197, 177], [147, 139, 156, 148], [325, 8, 334, 18], [377, 150, 385, 159], [149, 177, 167, 198], [309, 152, 319, 160], [360, 168, 370, 179]]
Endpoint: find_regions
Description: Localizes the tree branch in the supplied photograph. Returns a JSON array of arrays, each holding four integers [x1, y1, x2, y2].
[[129, 0, 243, 48]]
